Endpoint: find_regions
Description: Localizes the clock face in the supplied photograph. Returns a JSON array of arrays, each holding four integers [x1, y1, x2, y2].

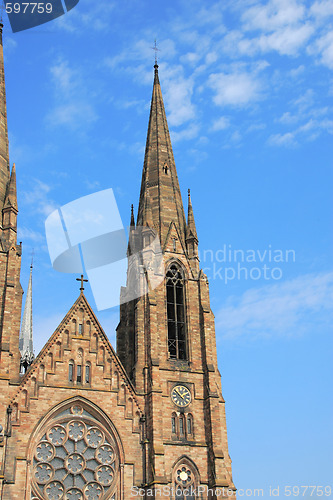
[[171, 385, 191, 407]]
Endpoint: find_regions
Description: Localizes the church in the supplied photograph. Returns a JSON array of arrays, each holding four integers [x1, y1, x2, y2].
[[0, 22, 236, 500]]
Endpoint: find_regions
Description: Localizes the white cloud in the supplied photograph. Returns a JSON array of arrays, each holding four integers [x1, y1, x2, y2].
[[272, 94, 333, 146], [210, 116, 230, 131], [310, 0, 333, 22], [3, 37, 17, 57], [278, 111, 299, 124], [170, 123, 200, 143], [164, 76, 196, 127], [293, 89, 314, 111], [241, 0, 306, 32], [208, 71, 263, 107], [180, 52, 201, 66], [17, 227, 44, 243], [21, 179, 57, 217], [216, 271, 333, 340], [310, 30, 333, 69], [222, 24, 314, 57], [55, 0, 116, 33], [47, 59, 98, 130], [256, 23, 314, 56], [289, 65, 305, 78], [49, 103, 97, 129], [268, 131, 297, 146]]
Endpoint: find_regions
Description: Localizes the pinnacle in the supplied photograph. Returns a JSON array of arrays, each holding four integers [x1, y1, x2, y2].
[[186, 189, 198, 241]]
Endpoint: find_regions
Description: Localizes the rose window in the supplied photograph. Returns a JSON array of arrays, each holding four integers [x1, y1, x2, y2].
[[31, 404, 118, 499]]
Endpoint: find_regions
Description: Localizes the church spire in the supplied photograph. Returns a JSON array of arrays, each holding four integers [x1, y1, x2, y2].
[[0, 22, 10, 210], [19, 262, 34, 373], [137, 65, 187, 248]]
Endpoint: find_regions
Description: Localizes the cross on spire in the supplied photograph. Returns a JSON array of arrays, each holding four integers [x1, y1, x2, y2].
[[76, 274, 88, 292], [151, 39, 160, 65]]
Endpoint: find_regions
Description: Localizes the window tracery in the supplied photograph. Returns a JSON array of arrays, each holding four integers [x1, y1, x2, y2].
[[31, 403, 119, 500], [166, 264, 187, 360], [173, 460, 199, 500]]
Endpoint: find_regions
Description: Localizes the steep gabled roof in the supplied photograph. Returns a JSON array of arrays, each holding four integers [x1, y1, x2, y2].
[[12, 292, 143, 414]]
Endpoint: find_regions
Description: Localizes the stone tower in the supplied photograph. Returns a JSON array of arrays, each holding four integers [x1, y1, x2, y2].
[[117, 63, 236, 497], [0, 21, 23, 387], [0, 29, 236, 498]]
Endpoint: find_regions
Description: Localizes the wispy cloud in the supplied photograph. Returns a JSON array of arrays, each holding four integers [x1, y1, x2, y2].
[[270, 87, 333, 146], [21, 179, 57, 217], [241, 0, 306, 32], [47, 58, 98, 130], [17, 227, 45, 243], [55, 0, 116, 33], [210, 116, 230, 132], [97, 0, 332, 148], [208, 70, 264, 107], [163, 73, 196, 127], [170, 123, 200, 143], [309, 30, 333, 69], [216, 271, 333, 340]]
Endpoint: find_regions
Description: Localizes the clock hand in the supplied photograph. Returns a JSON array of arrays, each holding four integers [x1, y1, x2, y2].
[[175, 388, 184, 399]]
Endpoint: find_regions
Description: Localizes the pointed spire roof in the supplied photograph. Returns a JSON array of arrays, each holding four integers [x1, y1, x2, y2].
[[4, 162, 18, 209], [19, 262, 34, 371], [0, 22, 10, 210], [186, 189, 198, 241], [130, 204, 135, 228], [137, 64, 187, 248], [127, 204, 136, 256]]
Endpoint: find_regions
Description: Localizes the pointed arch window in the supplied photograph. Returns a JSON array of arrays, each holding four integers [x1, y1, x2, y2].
[[179, 415, 185, 436], [68, 361, 74, 383], [171, 413, 177, 434], [166, 264, 187, 360], [77, 365, 82, 383], [85, 362, 91, 384], [187, 414, 193, 436], [173, 460, 199, 500]]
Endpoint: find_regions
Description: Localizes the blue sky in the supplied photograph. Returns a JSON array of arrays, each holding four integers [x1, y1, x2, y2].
[[3, 0, 333, 496]]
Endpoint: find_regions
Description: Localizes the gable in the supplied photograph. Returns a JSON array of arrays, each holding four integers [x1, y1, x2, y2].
[[163, 221, 187, 255], [10, 293, 143, 418]]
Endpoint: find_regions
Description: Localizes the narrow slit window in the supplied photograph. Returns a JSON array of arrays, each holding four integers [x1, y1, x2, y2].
[[77, 365, 82, 383], [166, 264, 187, 360], [69, 362, 74, 382], [187, 415, 193, 435], [78, 323, 83, 334], [179, 415, 184, 436], [171, 415, 176, 434], [85, 364, 90, 384]]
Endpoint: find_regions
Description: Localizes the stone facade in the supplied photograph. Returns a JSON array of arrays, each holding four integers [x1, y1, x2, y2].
[[0, 28, 236, 500]]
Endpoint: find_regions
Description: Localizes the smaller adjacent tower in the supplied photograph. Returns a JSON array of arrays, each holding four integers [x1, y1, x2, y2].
[[19, 261, 34, 372]]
